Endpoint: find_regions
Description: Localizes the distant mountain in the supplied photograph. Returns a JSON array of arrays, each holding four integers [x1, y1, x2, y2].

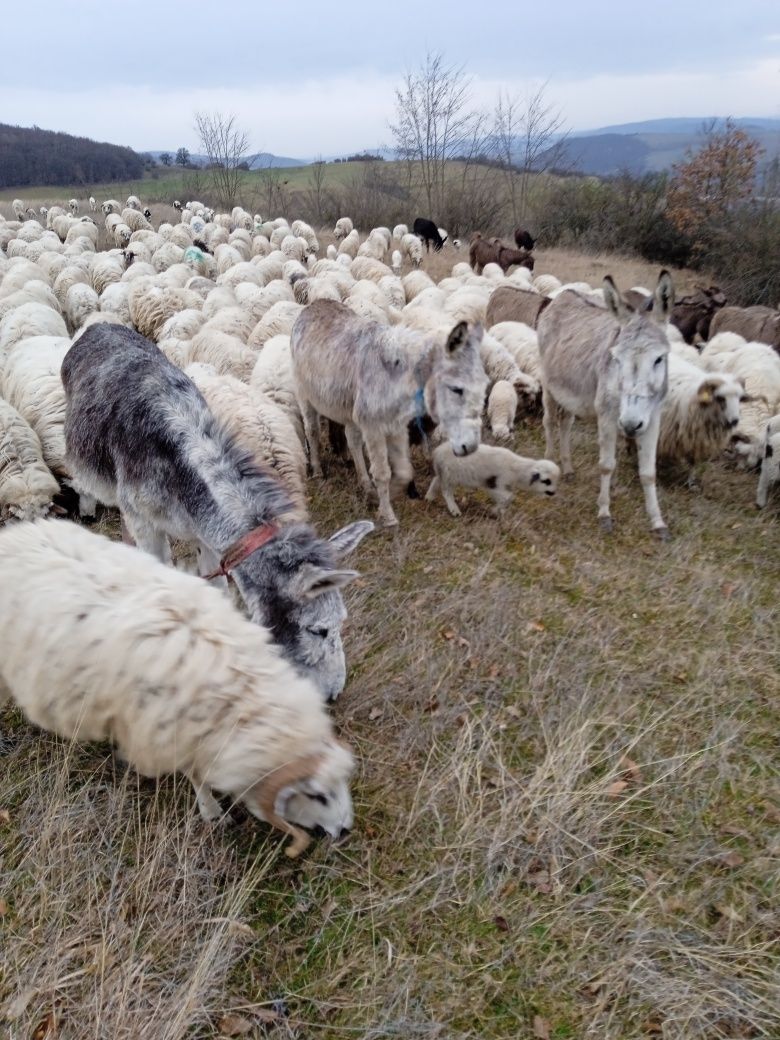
[[545, 118, 780, 176], [0, 123, 143, 189], [146, 151, 307, 169]]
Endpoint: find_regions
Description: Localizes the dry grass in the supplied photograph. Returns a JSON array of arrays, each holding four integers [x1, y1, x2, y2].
[[1, 251, 778, 1040]]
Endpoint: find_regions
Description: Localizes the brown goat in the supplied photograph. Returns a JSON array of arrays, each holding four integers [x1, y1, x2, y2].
[[486, 286, 551, 329], [468, 233, 501, 274], [497, 246, 535, 273]]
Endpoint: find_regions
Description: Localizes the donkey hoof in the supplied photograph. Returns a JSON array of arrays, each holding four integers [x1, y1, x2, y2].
[[599, 516, 614, 533], [653, 525, 671, 542], [563, 472, 575, 483], [378, 514, 399, 530]]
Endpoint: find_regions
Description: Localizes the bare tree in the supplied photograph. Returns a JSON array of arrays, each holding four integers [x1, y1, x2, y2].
[[305, 156, 328, 226], [492, 87, 570, 225], [391, 52, 481, 217], [194, 111, 250, 209]]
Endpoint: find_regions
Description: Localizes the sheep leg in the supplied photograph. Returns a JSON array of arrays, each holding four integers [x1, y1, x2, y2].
[[424, 475, 440, 502], [636, 418, 667, 537], [755, 463, 771, 508], [489, 489, 514, 517], [186, 771, 224, 823], [596, 415, 617, 532], [440, 482, 462, 518], [300, 399, 323, 478], [343, 422, 372, 491], [363, 430, 397, 526]]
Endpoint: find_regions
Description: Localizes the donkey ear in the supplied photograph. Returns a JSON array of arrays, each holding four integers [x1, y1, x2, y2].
[[653, 269, 675, 323], [295, 563, 361, 600], [445, 321, 469, 353], [328, 520, 374, 557], [603, 276, 629, 323]]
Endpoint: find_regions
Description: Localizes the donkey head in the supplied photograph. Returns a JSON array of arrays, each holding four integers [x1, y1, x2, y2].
[[427, 322, 488, 457], [237, 520, 373, 702], [604, 270, 674, 438]]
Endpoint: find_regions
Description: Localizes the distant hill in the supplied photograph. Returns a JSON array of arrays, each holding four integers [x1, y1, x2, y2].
[[146, 151, 307, 169], [0, 124, 144, 190], [549, 117, 780, 176]]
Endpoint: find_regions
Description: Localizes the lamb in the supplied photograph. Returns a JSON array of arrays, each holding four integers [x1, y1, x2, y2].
[[89, 196, 97, 212], [62, 324, 373, 701], [334, 217, 354, 240], [0, 399, 60, 520], [538, 272, 674, 537], [426, 443, 560, 517], [0, 519, 355, 858], [292, 300, 488, 527], [755, 414, 780, 508], [185, 363, 308, 520], [656, 355, 743, 480], [486, 380, 518, 440], [400, 233, 423, 268], [290, 220, 319, 254]]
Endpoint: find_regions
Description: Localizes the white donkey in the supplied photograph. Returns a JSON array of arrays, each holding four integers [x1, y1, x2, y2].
[[537, 271, 674, 538], [291, 300, 488, 527]]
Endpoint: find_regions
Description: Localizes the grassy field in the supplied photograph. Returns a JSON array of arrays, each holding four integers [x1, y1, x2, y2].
[[0, 247, 777, 1039]]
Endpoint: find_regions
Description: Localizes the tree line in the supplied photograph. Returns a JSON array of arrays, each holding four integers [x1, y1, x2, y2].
[[0, 124, 144, 189]]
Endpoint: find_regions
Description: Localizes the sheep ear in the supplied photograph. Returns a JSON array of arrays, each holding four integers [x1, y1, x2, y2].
[[653, 269, 675, 323], [697, 382, 715, 405], [328, 520, 374, 558], [603, 276, 629, 323], [295, 564, 360, 600], [446, 321, 469, 353]]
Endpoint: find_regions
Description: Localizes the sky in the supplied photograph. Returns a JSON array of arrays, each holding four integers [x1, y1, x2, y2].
[[2, 0, 779, 156]]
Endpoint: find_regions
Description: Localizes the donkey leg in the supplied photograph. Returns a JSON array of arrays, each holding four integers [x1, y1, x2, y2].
[[343, 422, 372, 491], [363, 430, 397, 527], [123, 509, 172, 564], [386, 429, 418, 498], [559, 412, 575, 479], [542, 387, 560, 465], [636, 416, 668, 538], [300, 399, 323, 478], [596, 415, 618, 532]]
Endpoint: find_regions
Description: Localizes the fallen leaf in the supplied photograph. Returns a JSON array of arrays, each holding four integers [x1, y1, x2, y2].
[[672, 672, 687, 684], [620, 755, 642, 782], [526, 620, 546, 633], [720, 850, 745, 868], [0, 898, 8, 916], [31, 1012, 57, 1040], [368, 706, 384, 721], [533, 1014, 551, 1039], [607, 779, 629, 798], [255, 1007, 284, 1023], [216, 1013, 254, 1036], [642, 1019, 664, 1035], [441, 629, 455, 641], [493, 915, 509, 932], [0, 809, 10, 825]]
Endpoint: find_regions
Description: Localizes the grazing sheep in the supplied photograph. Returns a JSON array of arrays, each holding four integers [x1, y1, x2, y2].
[[62, 324, 373, 701], [488, 322, 543, 385], [657, 355, 744, 477], [292, 300, 488, 527], [392, 224, 408, 241], [12, 199, 26, 221], [0, 301, 68, 359], [128, 282, 202, 340], [189, 329, 256, 381], [337, 229, 360, 259], [426, 443, 559, 517], [64, 282, 100, 332], [538, 272, 674, 537], [334, 217, 354, 240], [250, 335, 304, 444], [486, 380, 518, 440], [290, 220, 319, 255], [185, 363, 308, 519], [0, 519, 355, 858], [2, 335, 71, 477], [755, 414, 780, 508], [391, 250, 402, 276], [532, 274, 561, 296], [0, 399, 60, 520]]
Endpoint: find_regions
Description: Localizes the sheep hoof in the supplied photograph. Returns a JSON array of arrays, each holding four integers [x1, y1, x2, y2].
[[599, 516, 614, 533], [654, 526, 671, 542]]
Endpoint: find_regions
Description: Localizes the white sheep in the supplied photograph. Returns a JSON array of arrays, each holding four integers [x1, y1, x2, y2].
[[402, 269, 436, 302], [1, 336, 71, 476], [400, 233, 423, 268], [0, 519, 355, 858], [391, 249, 402, 276], [247, 300, 303, 349], [128, 283, 202, 341], [290, 220, 319, 255], [755, 414, 780, 508], [488, 321, 543, 384], [185, 363, 307, 518], [0, 398, 60, 520], [392, 224, 408, 241], [188, 329, 256, 381], [89, 196, 97, 212], [0, 302, 68, 360], [126, 195, 142, 211], [12, 199, 25, 221], [249, 335, 304, 444], [333, 217, 354, 240], [426, 443, 560, 517], [64, 282, 100, 332], [337, 229, 360, 259], [486, 380, 518, 440]]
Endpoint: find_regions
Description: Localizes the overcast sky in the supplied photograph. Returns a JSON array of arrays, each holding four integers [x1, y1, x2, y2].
[[3, 0, 779, 155]]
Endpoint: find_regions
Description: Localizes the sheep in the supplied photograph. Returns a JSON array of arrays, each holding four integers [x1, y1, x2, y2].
[[337, 229, 360, 259], [0, 399, 60, 520], [0, 302, 68, 360], [102, 200, 120, 214], [0, 518, 355, 858], [157, 308, 205, 342], [334, 217, 354, 240], [400, 233, 423, 268], [488, 322, 542, 384], [656, 355, 744, 479], [12, 199, 25, 221], [122, 208, 152, 233], [99, 282, 132, 325], [391, 249, 402, 276], [413, 218, 444, 253], [357, 232, 387, 261], [90, 251, 126, 294], [290, 220, 319, 254], [247, 301, 303, 349], [486, 380, 518, 440], [62, 324, 373, 700], [250, 335, 304, 444], [538, 273, 674, 537], [392, 224, 408, 241], [402, 270, 435, 302], [326, 243, 338, 261], [755, 414, 780, 508], [64, 283, 100, 332], [426, 443, 560, 517], [189, 329, 257, 381], [185, 363, 307, 519], [1, 335, 71, 476], [113, 222, 133, 247], [128, 282, 203, 340], [89, 196, 97, 212], [479, 332, 540, 399]]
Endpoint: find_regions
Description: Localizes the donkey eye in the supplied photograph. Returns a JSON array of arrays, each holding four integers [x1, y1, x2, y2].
[[653, 356, 664, 367], [449, 386, 464, 396], [306, 792, 329, 806], [309, 627, 329, 639]]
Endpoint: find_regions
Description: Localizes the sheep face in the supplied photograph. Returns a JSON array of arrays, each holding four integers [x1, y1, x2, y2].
[[698, 375, 742, 432], [274, 742, 355, 839], [528, 461, 561, 497], [426, 322, 488, 457]]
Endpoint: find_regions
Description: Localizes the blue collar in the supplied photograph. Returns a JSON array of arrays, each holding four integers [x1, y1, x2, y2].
[[413, 386, 426, 419]]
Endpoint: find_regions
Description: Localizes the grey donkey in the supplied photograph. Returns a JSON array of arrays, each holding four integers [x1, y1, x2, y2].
[[61, 324, 373, 701], [537, 270, 674, 538], [291, 300, 488, 527]]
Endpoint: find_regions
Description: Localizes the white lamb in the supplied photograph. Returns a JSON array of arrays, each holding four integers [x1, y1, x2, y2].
[[426, 444, 560, 517], [755, 414, 780, 508], [0, 519, 355, 858], [486, 380, 518, 440], [185, 363, 307, 519], [0, 399, 60, 520]]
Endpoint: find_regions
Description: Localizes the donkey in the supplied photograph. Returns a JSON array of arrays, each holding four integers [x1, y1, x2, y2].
[[537, 271, 674, 538], [62, 324, 373, 701], [291, 300, 488, 527]]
